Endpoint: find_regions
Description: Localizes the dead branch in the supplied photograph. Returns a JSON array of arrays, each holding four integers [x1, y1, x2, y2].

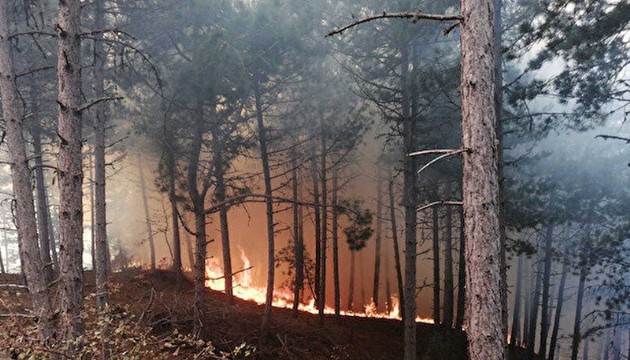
[[16, 65, 55, 78], [78, 96, 124, 112], [416, 149, 468, 175], [206, 266, 253, 281], [417, 200, 463, 212], [0, 284, 28, 290], [9, 30, 55, 38], [326, 11, 463, 37], [595, 134, 630, 143]]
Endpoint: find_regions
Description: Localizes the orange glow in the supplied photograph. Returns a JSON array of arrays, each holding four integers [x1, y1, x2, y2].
[[205, 249, 434, 324]]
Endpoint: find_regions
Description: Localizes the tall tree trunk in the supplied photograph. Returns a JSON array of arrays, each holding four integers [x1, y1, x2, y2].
[[0, 1, 55, 340], [402, 44, 419, 360], [527, 247, 545, 360], [254, 75, 275, 342], [93, 0, 109, 312], [571, 265, 587, 360], [372, 166, 382, 309], [56, 0, 85, 341], [30, 117, 54, 284], [602, 328, 611, 360], [193, 210, 207, 334], [432, 205, 441, 326], [348, 251, 355, 311], [460, 0, 505, 359], [318, 121, 328, 325], [523, 255, 532, 346], [494, 0, 509, 354], [548, 261, 569, 360], [332, 167, 340, 316], [455, 206, 466, 329], [311, 148, 321, 309], [539, 224, 554, 359], [213, 137, 232, 304], [137, 156, 156, 270], [443, 198, 454, 328], [167, 149, 182, 276], [90, 153, 96, 271], [188, 105, 206, 334], [388, 175, 404, 319], [292, 151, 304, 317], [582, 335, 589, 360], [185, 229, 194, 270], [510, 254, 523, 346]]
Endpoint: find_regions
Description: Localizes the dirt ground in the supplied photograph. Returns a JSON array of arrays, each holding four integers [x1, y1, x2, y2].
[[0, 269, 527, 359]]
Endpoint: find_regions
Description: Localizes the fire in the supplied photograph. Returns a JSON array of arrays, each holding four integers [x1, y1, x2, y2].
[[205, 249, 434, 324]]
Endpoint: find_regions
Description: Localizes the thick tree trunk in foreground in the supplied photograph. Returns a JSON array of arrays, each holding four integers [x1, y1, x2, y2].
[[460, 0, 505, 359], [443, 197, 454, 328], [193, 211, 207, 334], [510, 254, 523, 346], [372, 167, 383, 308], [0, 1, 55, 340], [138, 157, 156, 270], [185, 228, 194, 269], [388, 175, 404, 320], [57, 0, 85, 340], [548, 261, 568, 360], [254, 76, 276, 342], [571, 265, 587, 360], [332, 168, 340, 316], [402, 45, 419, 360], [432, 205, 441, 326]]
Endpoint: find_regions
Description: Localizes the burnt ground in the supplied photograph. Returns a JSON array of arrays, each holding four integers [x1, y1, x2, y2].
[[0, 269, 528, 359]]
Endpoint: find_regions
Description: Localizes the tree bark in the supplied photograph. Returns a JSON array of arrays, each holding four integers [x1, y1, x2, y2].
[[527, 246, 545, 360], [548, 261, 568, 360], [432, 205, 441, 326], [460, 0, 505, 359], [167, 149, 182, 276], [510, 254, 523, 346], [455, 207, 465, 329], [137, 156, 156, 270], [185, 226, 194, 270], [56, 0, 85, 340], [213, 136, 232, 304], [443, 194, 454, 328], [388, 174, 404, 320], [93, 0, 109, 312], [254, 74, 275, 342], [0, 0, 55, 340], [402, 44, 419, 360], [311, 147, 321, 309], [30, 116, 54, 284], [571, 265, 587, 360], [372, 166, 382, 309], [332, 167, 340, 316], [523, 255, 532, 346], [318, 120, 328, 325], [539, 224, 555, 359], [348, 250, 355, 311], [292, 150, 304, 317]]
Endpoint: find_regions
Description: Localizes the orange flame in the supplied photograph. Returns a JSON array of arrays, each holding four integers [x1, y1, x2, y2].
[[205, 250, 434, 324]]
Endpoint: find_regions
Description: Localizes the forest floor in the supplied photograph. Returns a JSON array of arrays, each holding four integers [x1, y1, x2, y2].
[[0, 269, 529, 359]]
